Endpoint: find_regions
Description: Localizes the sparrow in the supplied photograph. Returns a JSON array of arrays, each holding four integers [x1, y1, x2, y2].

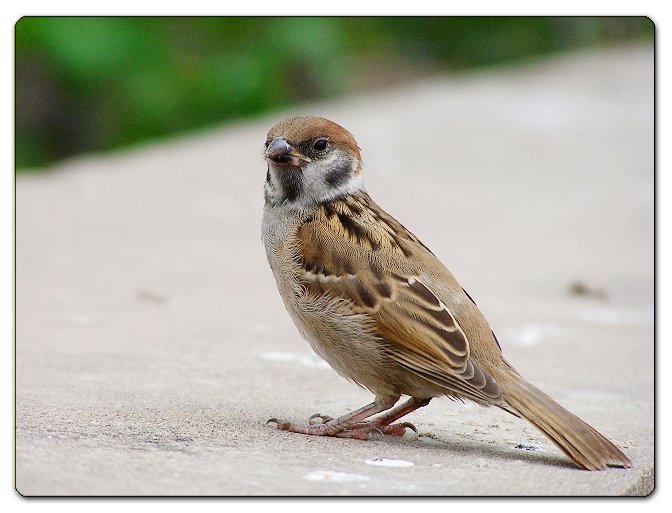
[[261, 115, 632, 471]]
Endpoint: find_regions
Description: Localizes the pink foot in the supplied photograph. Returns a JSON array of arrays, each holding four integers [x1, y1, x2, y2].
[[267, 416, 417, 439], [267, 397, 429, 440]]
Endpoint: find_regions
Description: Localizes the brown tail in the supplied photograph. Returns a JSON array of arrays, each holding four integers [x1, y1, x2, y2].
[[501, 375, 631, 470]]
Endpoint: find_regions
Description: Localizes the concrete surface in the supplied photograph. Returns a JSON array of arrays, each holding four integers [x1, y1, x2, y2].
[[16, 44, 653, 496]]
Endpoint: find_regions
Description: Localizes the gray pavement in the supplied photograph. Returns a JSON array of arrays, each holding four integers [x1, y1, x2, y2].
[[16, 44, 653, 495]]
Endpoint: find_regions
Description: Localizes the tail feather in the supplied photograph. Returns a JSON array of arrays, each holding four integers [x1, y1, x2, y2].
[[502, 376, 631, 471]]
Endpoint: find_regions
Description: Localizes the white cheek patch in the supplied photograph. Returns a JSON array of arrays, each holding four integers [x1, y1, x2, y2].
[[265, 150, 365, 208], [300, 150, 364, 206]]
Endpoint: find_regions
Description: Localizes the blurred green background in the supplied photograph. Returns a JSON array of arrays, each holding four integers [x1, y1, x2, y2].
[[15, 16, 652, 170]]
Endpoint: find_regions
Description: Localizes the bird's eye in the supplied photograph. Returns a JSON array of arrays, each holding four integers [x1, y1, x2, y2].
[[313, 138, 328, 151]]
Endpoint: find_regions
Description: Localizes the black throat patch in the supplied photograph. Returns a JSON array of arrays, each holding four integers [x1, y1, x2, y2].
[[275, 166, 303, 203]]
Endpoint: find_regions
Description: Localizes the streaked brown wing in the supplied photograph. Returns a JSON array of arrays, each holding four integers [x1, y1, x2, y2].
[[297, 193, 502, 404]]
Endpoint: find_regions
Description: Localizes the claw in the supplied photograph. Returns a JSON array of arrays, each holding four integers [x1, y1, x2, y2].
[[308, 413, 333, 425], [378, 421, 418, 437], [267, 418, 291, 431], [399, 422, 418, 434], [264, 396, 428, 440]]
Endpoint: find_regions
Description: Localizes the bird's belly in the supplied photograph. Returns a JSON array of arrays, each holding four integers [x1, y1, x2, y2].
[[262, 206, 435, 397], [287, 288, 379, 377]]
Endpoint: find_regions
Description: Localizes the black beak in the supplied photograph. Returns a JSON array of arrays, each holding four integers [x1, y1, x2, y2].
[[265, 137, 311, 167]]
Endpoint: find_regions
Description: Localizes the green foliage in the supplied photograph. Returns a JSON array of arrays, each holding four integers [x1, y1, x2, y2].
[[15, 16, 653, 169]]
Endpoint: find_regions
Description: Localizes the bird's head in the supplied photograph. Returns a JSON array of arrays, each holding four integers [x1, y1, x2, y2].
[[263, 116, 364, 207]]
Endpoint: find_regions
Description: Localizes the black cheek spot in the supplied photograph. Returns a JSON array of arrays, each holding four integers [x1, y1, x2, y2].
[[324, 160, 352, 188]]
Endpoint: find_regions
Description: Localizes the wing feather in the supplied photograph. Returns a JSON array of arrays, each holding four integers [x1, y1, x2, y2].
[[296, 192, 502, 403]]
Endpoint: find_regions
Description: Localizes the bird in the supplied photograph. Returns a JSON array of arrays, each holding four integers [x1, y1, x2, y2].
[[260, 115, 632, 471]]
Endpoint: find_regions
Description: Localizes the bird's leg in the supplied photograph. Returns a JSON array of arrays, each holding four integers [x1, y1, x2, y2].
[[340, 397, 431, 437], [268, 396, 399, 440]]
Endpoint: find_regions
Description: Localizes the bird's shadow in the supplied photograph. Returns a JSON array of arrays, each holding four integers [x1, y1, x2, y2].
[[262, 415, 576, 470], [384, 431, 577, 470]]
